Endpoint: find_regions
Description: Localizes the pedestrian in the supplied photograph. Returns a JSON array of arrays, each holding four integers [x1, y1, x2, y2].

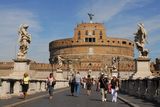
[[99, 74, 108, 102], [74, 72, 82, 96], [21, 72, 30, 99], [47, 73, 56, 99], [86, 74, 93, 96], [111, 75, 119, 102], [69, 74, 75, 96]]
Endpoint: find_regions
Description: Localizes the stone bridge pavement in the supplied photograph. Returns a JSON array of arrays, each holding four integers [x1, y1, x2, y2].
[[0, 87, 159, 107]]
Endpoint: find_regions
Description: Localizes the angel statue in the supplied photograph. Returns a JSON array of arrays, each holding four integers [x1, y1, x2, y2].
[[17, 24, 31, 60], [57, 55, 64, 70], [134, 23, 148, 58], [88, 13, 94, 23]]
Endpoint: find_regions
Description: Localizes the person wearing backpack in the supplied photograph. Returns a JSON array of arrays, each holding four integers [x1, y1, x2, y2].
[[99, 73, 109, 102], [47, 73, 56, 99], [86, 74, 93, 96]]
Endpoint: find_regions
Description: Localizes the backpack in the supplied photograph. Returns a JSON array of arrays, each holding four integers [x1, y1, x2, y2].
[[52, 81, 56, 87]]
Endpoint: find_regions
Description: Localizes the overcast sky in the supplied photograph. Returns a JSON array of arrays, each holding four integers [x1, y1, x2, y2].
[[0, 0, 159, 63]]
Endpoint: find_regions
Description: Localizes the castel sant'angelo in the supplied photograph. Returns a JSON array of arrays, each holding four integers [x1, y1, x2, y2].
[[49, 15, 135, 74]]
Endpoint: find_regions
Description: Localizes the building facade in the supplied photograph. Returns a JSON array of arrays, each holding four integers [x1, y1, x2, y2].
[[49, 22, 135, 73]]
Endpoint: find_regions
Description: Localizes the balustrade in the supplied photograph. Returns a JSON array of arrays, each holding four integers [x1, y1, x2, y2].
[[0, 78, 68, 99], [121, 77, 160, 103]]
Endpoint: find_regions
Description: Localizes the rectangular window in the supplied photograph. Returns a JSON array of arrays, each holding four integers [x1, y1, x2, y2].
[[122, 41, 127, 44], [93, 38, 95, 42], [85, 38, 96, 42], [100, 36, 102, 39], [85, 38, 89, 42]]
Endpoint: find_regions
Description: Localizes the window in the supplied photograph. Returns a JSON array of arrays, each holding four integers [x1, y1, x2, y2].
[[85, 38, 89, 42], [122, 41, 127, 44], [85, 38, 96, 42], [100, 36, 102, 39], [93, 30, 95, 35], [100, 31, 102, 35], [78, 31, 81, 40], [85, 30, 88, 35], [93, 38, 95, 42], [78, 31, 81, 36]]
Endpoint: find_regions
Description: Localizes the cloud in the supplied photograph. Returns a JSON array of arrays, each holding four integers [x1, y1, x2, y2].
[[0, 9, 44, 62], [78, 0, 151, 22]]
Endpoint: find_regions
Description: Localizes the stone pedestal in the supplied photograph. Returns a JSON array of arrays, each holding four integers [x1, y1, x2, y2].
[[131, 58, 152, 79], [111, 69, 118, 77], [13, 59, 30, 72], [55, 69, 64, 80], [9, 59, 30, 79]]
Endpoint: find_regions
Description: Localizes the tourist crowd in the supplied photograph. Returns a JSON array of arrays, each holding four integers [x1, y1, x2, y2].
[[68, 72, 120, 103], [20, 72, 120, 103]]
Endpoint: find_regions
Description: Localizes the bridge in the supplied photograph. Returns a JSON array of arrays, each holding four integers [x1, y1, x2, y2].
[[0, 86, 159, 107]]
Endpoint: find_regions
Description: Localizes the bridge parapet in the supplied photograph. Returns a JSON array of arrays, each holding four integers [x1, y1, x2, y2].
[[121, 77, 160, 103], [0, 78, 68, 99]]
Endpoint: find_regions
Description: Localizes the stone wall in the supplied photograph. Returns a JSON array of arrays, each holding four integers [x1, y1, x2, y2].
[[120, 77, 160, 103]]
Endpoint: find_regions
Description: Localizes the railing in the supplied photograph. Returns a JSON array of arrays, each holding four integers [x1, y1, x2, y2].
[[120, 77, 160, 103], [0, 78, 69, 99]]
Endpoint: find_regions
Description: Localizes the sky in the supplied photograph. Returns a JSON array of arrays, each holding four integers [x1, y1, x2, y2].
[[0, 0, 160, 63]]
